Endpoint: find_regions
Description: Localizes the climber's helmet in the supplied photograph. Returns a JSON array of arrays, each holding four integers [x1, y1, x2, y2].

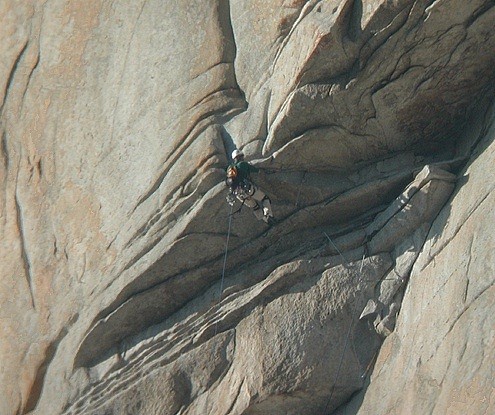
[[232, 149, 244, 162]]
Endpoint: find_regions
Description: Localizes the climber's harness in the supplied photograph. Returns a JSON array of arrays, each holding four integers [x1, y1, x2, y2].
[[226, 165, 255, 206], [233, 180, 255, 199], [226, 179, 254, 206]]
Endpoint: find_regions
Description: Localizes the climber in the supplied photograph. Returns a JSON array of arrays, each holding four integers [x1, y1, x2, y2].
[[225, 149, 275, 224]]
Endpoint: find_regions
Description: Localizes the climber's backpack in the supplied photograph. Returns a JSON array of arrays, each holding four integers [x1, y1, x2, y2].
[[226, 165, 238, 188]]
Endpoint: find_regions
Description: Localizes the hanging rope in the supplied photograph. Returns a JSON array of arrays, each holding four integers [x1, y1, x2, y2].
[[220, 204, 234, 297], [323, 231, 348, 266], [324, 250, 366, 413], [214, 204, 234, 337], [229, 199, 245, 216], [205, 204, 234, 415]]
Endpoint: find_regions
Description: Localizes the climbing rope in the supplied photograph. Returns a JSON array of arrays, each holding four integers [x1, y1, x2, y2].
[[214, 204, 234, 336], [220, 204, 234, 297], [205, 205, 234, 414], [323, 231, 348, 265], [229, 198, 245, 216], [324, 250, 366, 412]]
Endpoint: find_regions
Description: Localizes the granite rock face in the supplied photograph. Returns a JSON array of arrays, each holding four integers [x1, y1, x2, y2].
[[0, 1, 494, 415], [336, 103, 495, 415]]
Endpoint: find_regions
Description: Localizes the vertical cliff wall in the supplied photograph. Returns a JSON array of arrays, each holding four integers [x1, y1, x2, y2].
[[0, 1, 494, 414], [336, 100, 495, 415]]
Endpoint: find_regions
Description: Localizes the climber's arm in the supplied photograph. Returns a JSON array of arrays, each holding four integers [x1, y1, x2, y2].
[[248, 163, 259, 174]]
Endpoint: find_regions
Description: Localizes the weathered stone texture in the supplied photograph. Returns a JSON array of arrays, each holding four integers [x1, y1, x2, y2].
[[337, 102, 495, 415], [0, 1, 494, 415]]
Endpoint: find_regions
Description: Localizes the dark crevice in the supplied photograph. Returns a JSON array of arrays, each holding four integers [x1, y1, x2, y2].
[[23, 315, 78, 414], [1, 131, 8, 224], [219, 0, 237, 64], [465, 2, 494, 28], [346, 0, 363, 42], [1, 40, 29, 113], [1, 130, 8, 169], [467, 94, 495, 156], [21, 49, 40, 105], [14, 189, 36, 310]]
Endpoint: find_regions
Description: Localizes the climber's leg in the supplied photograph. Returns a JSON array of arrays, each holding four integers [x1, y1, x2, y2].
[[251, 187, 273, 220], [261, 195, 273, 219], [251, 202, 265, 221]]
